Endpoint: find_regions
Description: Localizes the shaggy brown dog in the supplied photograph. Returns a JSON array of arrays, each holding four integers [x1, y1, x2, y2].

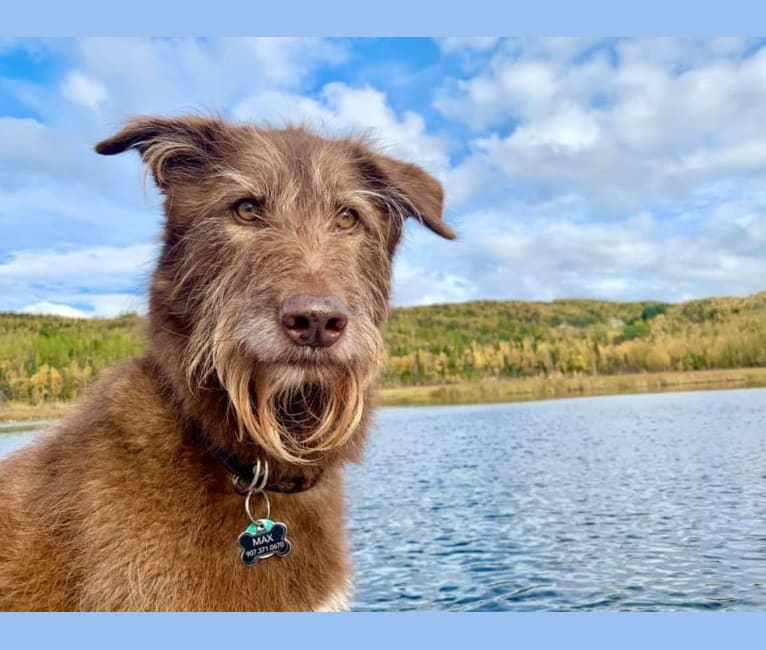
[[0, 116, 455, 611]]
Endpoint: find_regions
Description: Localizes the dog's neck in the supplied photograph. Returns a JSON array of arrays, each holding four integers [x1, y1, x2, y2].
[[187, 421, 324, 494], [145, 345, 369, 493]]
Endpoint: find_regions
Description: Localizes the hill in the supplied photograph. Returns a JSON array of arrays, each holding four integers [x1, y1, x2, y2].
[[1, 292, 765, 407], [384, 292, 766, 384]]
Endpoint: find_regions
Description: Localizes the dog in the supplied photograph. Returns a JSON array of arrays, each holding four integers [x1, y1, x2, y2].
[[0, 116, 455, 611]]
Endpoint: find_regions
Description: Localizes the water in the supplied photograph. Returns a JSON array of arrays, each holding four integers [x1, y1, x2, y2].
[[0, 420, 43, 457], [346, 388, 766, 611], [2, 388, 765, 611]]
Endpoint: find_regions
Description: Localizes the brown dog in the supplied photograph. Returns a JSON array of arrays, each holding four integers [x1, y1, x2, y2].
[[0, 116, 455, 611]]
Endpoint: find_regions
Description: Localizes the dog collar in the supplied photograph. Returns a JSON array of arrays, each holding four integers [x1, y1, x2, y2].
[[213, 447, 323, 494], [188, 423, 323, 494]]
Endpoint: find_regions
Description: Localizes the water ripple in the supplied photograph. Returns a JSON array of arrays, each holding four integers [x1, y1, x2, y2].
[[347, 388, 766, 611]]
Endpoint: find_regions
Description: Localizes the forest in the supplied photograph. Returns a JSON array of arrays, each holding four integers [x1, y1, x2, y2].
[[1, 291, 764, 406]]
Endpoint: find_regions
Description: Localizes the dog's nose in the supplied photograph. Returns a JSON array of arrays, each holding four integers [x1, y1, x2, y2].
[[279, 293, 349, 348]]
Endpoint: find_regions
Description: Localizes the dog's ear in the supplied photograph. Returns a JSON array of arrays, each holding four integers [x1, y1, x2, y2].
[[370, 154, 456, 240], [95, 116, 231, 190]]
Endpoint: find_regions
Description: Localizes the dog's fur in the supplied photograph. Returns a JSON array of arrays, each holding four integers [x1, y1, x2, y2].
[[0, 116, 454, 611]]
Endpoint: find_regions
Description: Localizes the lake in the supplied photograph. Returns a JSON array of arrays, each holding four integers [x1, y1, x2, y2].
[[2, 388, 765, 611]]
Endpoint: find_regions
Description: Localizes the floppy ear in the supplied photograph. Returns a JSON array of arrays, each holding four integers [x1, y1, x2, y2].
[[95, 116, 231, 190], [371, 154, 457, 240]]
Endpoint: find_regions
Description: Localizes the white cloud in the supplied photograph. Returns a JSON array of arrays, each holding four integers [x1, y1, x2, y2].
[[239, 38, 347, 83], [616, 38, 751, 71], [441, 154, 498, 208], [61, 71, 108, 111], [59, 37, 347, 119], [392, 251, 477, 306], [433, 47, 611, 129], [79, 293, 148, 317], [0, 117, 77, 176], [0, 245, 158, 315], [407, 189, 766, 303], [21, 301, 89, 318], [21, 293, 147, 318], [438, 38, 499, 54], [434, 39, 766, 209], [0, 244, 158, 281]]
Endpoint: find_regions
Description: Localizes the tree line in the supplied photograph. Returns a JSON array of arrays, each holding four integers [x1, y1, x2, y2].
[[1, 292, 765, 405]]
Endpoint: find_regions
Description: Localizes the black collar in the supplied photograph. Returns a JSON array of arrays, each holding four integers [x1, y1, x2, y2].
[[187, 421, 323, 494], [211, 447, 323, 494]]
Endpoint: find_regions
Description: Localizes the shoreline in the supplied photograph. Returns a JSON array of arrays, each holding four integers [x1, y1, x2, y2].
[[378, 367, 766, 407], [2, 367, 766, 423]]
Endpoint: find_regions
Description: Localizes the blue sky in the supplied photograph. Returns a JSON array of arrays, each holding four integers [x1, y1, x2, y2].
[[1, 37, 765, 317]]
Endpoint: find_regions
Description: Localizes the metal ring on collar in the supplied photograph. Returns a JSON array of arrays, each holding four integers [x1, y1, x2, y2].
[[244, 488, 271, 525], [231, 457, 270, 494]]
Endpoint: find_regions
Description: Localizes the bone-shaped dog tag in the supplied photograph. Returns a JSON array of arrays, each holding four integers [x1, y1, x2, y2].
[[237, 519, 291, 566]]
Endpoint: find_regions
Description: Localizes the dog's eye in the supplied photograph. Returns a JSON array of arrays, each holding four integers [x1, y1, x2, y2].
[[335, 208, 359, 231], [233, 199, 263, 223]]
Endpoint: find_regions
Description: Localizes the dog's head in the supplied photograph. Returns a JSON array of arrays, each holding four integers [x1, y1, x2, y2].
[[96, 116, 455, 464]]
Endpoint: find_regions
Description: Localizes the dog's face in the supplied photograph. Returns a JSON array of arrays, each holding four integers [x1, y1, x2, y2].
[[96, 116, 455, 463]]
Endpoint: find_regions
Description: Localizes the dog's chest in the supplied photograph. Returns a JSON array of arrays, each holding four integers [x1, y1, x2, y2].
[[75, 488, 351, 611]]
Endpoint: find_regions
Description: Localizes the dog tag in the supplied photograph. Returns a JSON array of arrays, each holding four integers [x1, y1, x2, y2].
[[238, 519, 291, 566]]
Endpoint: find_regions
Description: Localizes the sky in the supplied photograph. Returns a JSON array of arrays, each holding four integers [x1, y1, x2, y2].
[[0, 37, 765, 318]]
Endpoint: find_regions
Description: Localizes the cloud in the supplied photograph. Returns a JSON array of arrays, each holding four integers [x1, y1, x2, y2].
[[434, 38, 766, 208], [392, 223, 476, 305], [401, 189, 766, 304], [20, 293, 148, 318], [438, 38, 499, 54], [0, 244, 157, 315], [55, 37, 348, 119], [60, 71, 108, 111], [74, 293, 149, 317], [0, 244, 158, 281], [240, 38, 348, 83], [21, 302, 89, 318], [0, 117, 78, 176]]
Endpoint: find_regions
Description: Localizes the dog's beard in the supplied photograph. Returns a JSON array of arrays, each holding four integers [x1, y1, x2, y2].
[[214, 346, 375, 465], [182, 302, 382, 464]]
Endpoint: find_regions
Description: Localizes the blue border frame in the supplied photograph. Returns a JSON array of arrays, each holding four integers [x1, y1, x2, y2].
[[2, 612, 765, 649], [2, 1, 766, 648], [0, 0, 765, 36]]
